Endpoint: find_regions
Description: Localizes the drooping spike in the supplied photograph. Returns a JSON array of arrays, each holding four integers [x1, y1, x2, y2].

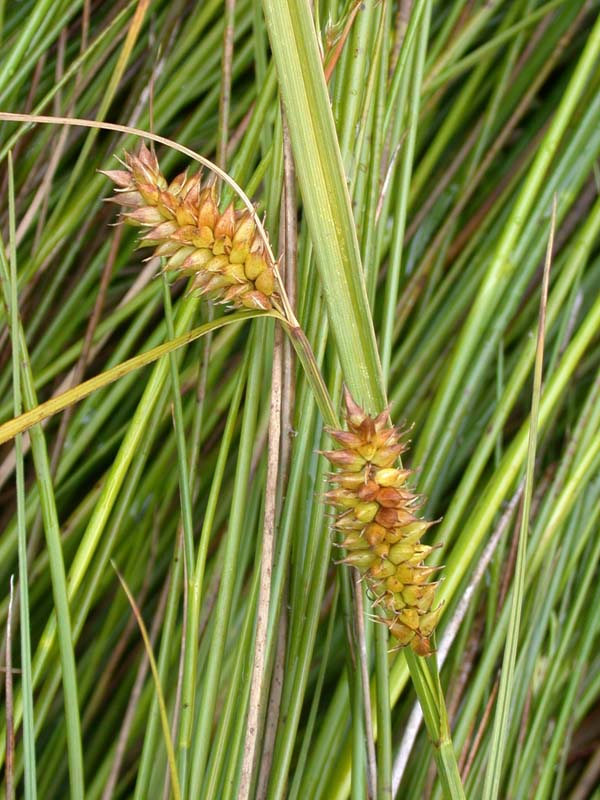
[[102, 145, 280, 312]]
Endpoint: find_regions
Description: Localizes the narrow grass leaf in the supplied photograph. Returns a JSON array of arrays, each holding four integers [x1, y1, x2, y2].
[[482, 197, 556, 800], [112, 562, 181, 800]]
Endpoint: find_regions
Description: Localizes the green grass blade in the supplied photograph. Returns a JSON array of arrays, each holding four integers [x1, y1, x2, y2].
[[261, 0, 385, 411], [482, 200, 555, 800], [0, 201, 84, 800], [416, 11, 600, 490], [161, 277, 196, 581], [112, 563, 181, 800], [0, 310, 275, 444]]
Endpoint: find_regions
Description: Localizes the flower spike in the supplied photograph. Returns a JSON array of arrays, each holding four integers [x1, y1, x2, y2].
[[102, 146, 279, 311], [322, 390, 443, 656]]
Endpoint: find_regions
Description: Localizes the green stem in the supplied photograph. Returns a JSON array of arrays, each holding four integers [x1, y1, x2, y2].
[[162, 277, 196, 580], [8, 152, 37, 800], [375, 624, 392, 800], [284, 323, 337, 427], [177, 355, 248, 777]]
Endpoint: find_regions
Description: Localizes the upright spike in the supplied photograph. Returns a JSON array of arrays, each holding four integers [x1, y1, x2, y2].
[[322, 390, 442, 655]]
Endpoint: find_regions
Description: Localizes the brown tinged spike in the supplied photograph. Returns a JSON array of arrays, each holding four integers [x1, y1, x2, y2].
[[322, 390, 443, 656], [101, 145, 280, 312]]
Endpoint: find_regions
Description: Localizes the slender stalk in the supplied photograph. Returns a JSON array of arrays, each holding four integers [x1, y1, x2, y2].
[[162, 277, 195, 591], [374, 623, 392, 800], [239, 322, 283, 799], [8, 151, 37, 800], [5, 575, 15, 800], [354, 574, 377, 798]]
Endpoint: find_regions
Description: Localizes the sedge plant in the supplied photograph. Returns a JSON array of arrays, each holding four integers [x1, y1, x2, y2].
[[1, 2, 600, 800]]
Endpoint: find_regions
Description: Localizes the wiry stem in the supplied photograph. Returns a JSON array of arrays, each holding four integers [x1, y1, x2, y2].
[[354, 571, 377, 798], [255, 115, 297, 797], [218, 0, 236, 171], [239, 322, 283, 799], [5, 575, 15, 800]]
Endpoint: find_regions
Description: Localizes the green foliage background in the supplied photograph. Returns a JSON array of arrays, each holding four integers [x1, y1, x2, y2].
[[1, 1, 600, 798]]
